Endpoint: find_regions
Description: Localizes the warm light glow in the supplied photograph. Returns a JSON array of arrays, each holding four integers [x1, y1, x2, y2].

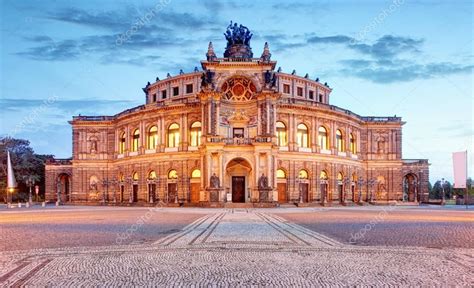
[[190, 122, 201, 147], [119, 132, 126, 154], [168, 123, 180, 148], [276, 169, 286, 179], [132, 172, 139, 181], [148, 126, 158, 149], [320, 170, 328, 180], [296, 123, 308, 148], [276, 121, 287, 146], [350, 133, 356, 154], [168, 169, 178, 179], [132, 129, 140, 152], [318, 126, 328, 150], [299, 169, 308, 179], [336, 129, 344, 152], [191, 169, 201, 178], [148, 170, 157, 180]]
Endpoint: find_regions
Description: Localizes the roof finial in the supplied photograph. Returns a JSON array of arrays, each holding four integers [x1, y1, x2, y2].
[[206, 41, 217, 61], [261, 42, 271, 61]]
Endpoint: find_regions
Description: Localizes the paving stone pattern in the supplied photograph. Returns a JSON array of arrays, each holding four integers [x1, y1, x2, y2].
[[1, 208, 472, 287]]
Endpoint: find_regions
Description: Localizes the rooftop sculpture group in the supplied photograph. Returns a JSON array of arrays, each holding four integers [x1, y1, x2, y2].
[[224, 21, 253, 47]]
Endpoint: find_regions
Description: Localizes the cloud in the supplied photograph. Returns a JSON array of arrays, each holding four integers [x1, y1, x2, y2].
[[340, 60, 473, 83], [1, 98, 134, 114], [307, 35, 352, 44], [349, 35, 423, 59]]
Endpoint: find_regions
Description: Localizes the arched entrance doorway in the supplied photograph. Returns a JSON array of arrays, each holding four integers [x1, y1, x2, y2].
[[276, 168, 288, 203], [190, 169, 201, 203], [57, 173, 71, 202], [226, 158, 252, 203], [403, 174, 417, 202]]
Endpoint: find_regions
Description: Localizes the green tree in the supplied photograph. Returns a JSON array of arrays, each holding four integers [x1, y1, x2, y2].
[[430, 180, 453, 199], [0, 137, 54, 202]]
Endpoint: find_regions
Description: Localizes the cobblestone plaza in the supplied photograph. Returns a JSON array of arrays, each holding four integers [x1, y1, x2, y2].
[[0, 206, 472, 286]]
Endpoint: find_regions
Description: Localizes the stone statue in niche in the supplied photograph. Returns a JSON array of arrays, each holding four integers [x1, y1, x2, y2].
[[210, 173, 220, 188], [258, 173, 269, 189], [377, 137, 385, 153], [90, 138, 98, 153]]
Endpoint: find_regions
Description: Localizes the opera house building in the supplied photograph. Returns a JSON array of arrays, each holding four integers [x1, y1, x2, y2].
[[45, 23, 429, 207]]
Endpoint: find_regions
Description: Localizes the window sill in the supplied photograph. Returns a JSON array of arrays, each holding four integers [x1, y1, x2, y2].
[[165, 147, 178, 152], [320, 149, 331, 155]]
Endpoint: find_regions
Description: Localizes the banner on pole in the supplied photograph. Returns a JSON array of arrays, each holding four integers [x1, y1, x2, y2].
[[452, 151, 467, 189]]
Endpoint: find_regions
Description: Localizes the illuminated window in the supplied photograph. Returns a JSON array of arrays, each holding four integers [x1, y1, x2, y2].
[[350, 133, 356, 154], [276, 169, 286, 179], [336, 129, 344, 152], [168, 169, 178, 179], [167, 123, 180, 148], [320, 170, 328, 180], [296, 124, 309, 148], [299, 169, 309, 179], [132, 129, 140, 152], [132, 172, 139, 181], [318, 126, 328, 150], [337, 172, 343, 181], [119, 132, 126, 154], [191, 169, 201, 178], [147, 126, 158, 149], [276, 121, 287, 146], [148, 171, 157, 180], [190, 122, 201, 147]]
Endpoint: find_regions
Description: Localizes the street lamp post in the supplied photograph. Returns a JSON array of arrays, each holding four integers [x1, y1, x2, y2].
[[101, 179, 108, 205], [342, 177, 351, 204], [126, 176, 133, 204], [25, 176, 35, 205], [368, 178, 377, 203], [357, 177, 364, 204]]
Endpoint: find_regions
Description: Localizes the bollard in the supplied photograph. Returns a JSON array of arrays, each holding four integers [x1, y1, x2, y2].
[[55, 201, 59, 206], [26, 202, 30, 208], [42, 202, 46, 207], [18, 202, 22, 208]]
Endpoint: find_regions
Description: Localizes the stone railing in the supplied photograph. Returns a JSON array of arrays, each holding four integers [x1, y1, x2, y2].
[[45, 158, 72, 165], [206, 136, 272, 145]]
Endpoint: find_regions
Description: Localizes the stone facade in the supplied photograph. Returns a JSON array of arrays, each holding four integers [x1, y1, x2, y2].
[[45, 25, 429, 206]]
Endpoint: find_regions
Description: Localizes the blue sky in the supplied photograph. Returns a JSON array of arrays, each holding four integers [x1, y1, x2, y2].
[[1, 0, 472, 183]]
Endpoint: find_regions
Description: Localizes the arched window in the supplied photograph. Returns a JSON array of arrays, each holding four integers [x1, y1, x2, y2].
[[190, 122, 201, 147], [320, 170, 328, 180], [148, 170, 157, 180], [350, 133, 356, 154], [298, 169, 309, 179], [191, 169, 201, 178], [276, 169, 286, 179], [337, 172, 344, 181], [276, 121, 287, 146], [132, 172, 139, 181], [147, 126, 158, 150], [119, 132, 126, 154], [336, 129, 344, 152], [296, 124, 309, 148], [318, 126, 328, 150], [168, 169, 178, 179], [167, 123, 180, 148], [132, 129, 140, 152]]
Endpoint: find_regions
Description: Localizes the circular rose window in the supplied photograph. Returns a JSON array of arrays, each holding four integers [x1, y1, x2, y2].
[[221, 77, 256, 101]]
